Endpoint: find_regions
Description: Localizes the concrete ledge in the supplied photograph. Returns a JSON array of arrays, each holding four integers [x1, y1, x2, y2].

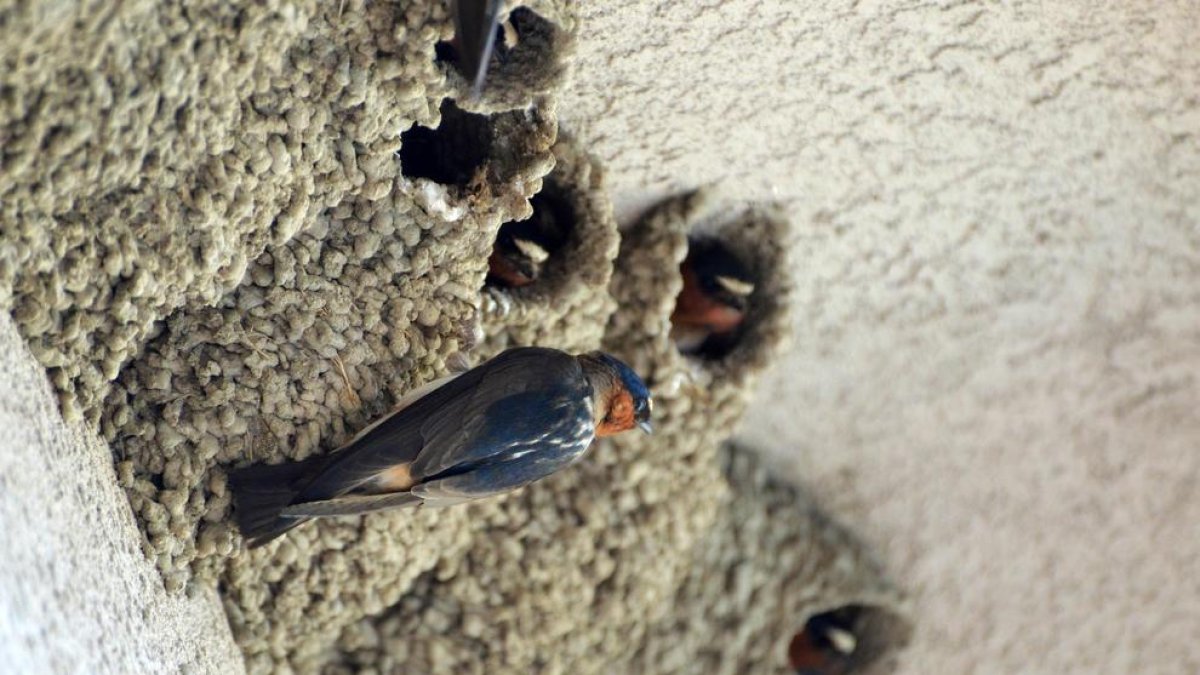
[[0, 314, 242, 674]]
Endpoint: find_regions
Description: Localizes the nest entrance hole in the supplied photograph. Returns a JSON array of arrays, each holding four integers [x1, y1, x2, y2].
[[670, 236, 756, 361], [787, 604, 909, 674], [399, 99, 493, 186], [484, 180, 575, 290]]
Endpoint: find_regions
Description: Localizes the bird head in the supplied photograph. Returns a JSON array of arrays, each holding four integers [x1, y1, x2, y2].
[[487, 229, 548, 286], [578, 352, 653, 437], [671, 237, 756, 356], [687, 237, 756, 311], [487, 190, 571, 288], [787, 609, 859, 675]]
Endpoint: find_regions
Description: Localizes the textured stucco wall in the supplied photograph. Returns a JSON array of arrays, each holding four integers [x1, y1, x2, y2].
[[0, 315, 243, 674], [561, 1, 1199, 672]]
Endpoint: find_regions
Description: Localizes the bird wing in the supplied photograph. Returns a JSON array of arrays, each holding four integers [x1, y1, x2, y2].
[[279, 491, 421, 518], [294, 347, 589, 503], [453, 0, 504, 94], [410, 438, 588, 505], [409, 347, 594, 483], [293, 364, 490, 502]]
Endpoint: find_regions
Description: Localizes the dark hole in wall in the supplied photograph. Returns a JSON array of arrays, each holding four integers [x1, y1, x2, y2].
[[485, 181, 574, 289], [433, 39, 460, 66], [670, 237, 756, 361], [398, 99, 493, 186], [788, 605, 862, 674], [788, 604, 908, 675]]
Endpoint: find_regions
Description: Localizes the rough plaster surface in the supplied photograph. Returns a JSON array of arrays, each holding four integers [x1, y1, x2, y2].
[[562, 1, 1199, 672], [0, 314, 243, 674]]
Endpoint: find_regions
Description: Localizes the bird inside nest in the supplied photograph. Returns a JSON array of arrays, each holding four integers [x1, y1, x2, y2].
[[670, 236, 756, 358], [486, 188, 572, 289], [787, 607, 862, 675]]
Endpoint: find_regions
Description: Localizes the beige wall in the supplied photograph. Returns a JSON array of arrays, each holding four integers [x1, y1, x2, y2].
[[562, 1, 1200, 671], [0, 316, 243, 673]]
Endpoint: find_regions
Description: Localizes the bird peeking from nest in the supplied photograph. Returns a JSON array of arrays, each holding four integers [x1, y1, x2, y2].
[[787, 607, 861, 675], [486, 188, 572, 288], [670, 237, 756, 357], [230, 347, 652, 548]]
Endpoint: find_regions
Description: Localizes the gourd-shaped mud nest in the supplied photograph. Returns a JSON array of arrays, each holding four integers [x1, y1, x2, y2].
[[0, 1, 911, 673]]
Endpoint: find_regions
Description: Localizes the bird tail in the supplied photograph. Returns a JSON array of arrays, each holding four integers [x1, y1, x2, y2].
[[228, 454, 331, 548]]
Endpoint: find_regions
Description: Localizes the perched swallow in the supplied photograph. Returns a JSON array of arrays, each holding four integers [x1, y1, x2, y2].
[[670, 237, 756, 356], [449, 0, 507, 97], [486, 189, 571, 288], [787, 608, 860, 675], [230, 347, 652, 547]]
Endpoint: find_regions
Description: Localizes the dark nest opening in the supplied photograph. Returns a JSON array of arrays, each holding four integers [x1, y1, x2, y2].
[[398, 99, 493, 186], [670, 236, 757, 361], [788, 604, 911, 674], [484, 180, 574, 290]]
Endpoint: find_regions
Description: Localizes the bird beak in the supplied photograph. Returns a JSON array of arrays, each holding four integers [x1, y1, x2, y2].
[[638, 420, 653, 434]]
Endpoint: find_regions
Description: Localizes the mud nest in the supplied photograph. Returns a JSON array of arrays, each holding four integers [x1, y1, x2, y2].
[[0, 1, 909, 673], [631, 443, 912, 675], [327, 194, 833, 674]]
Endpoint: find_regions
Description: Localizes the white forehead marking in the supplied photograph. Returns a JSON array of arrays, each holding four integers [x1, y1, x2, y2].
[[513, 237, 549, 263], [502, 19, 520, 49], [715, 275, 755, 296], [827, 627, 857, 655]]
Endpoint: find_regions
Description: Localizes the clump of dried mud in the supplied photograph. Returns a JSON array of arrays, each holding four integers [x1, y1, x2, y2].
[[0, 0, 572, 425]]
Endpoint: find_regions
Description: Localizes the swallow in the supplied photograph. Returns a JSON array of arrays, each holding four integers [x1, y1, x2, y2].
[[670, 237, 756, 355], [486, 189, 571, 288], [230, 346, 652, 547], [787, 609, 860, 675], [448, 0, 515, 97]]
